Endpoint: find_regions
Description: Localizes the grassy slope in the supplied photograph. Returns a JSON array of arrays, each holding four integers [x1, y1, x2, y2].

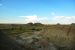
[[0, 24, 75, 50]]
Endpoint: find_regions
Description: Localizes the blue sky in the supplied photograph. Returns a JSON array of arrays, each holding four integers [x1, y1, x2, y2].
[[0, 0, 75, 24]]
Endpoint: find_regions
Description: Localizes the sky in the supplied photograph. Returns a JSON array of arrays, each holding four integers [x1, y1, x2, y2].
[[0, 0, 75, 24]]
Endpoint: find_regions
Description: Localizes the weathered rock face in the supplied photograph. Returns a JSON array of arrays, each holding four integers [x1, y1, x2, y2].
[[30, 39, 57, 50], [16, 32, 57, 50], [0, 30, 33, 50], [1, 29, 75, 50]]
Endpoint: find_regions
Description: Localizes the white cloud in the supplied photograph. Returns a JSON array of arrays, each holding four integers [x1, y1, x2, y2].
[[20, 15, 49, 24], [52, 16, 75, 24], [20, 15, 75, 24], [20, 15, 38, 23], [39, 17, 49, 24], [1, 15, 75, 24]]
